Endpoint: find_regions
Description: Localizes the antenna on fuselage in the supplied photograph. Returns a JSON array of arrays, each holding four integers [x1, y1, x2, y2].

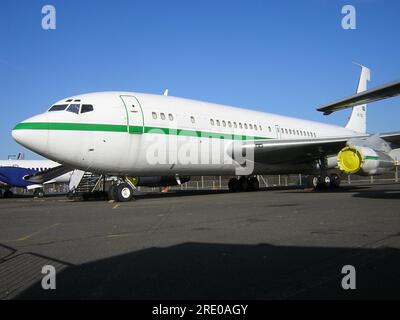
[[163, 89, 169, 96]]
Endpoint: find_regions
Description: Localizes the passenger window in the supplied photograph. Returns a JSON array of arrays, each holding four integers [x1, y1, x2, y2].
[[244, 123, 248, 129], [249, 124, 253, 129], [268, 126, 271, 132], [168, 114, 174, 121], [234, 122, 237, 128], [254, 125, 257, 131], [239, 123, 243, 129], [216, 120, 220, 126], [152, 112, 157, 119], [66, 104, 80, 114], [210, 119, 214, 126], [160, 113, 166, 120], [259, 125, 262, 131], [190, 116, 195, 123], [228, 121, 232, 128], [48, 104, 68, 112], [81, 104, 94, 113], [222, 120, 226, 127]]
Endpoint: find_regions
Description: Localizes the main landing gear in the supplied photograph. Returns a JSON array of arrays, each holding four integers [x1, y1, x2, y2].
[[307, 173, 341, 190], [2, 189, 14, 198], [108, 181, 135, 202], [228, 176, 260, 192]]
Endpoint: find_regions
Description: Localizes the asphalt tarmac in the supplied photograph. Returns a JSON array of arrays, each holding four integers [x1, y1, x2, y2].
[[1, 183, 400, 299]]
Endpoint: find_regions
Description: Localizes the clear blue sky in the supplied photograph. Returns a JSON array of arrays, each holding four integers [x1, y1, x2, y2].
[[1, 0, 399, 159]]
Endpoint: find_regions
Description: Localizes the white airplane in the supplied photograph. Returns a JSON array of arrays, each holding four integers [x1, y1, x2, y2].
[[0, 159, 72, 197], [11, 66, 400, 201]]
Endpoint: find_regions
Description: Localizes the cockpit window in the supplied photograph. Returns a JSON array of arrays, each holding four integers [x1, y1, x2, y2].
[[81, 104, 94, 113], [66, 104, 80, 114], [48, 104, 68, 112]]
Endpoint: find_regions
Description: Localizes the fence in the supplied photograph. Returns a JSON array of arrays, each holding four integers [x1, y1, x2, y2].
[[5, 166, 400, 195], [138, 168, 400, 192]]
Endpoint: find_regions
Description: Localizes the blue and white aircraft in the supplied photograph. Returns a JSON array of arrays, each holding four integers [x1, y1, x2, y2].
[[0, 159, 72, 198]]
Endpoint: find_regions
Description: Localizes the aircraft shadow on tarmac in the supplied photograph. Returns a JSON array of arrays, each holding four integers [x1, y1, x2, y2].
[[281, 184, 400, 200], [351, 188, 400, 200], [8, 241, 400, 300], [132, 186, 302, 200]]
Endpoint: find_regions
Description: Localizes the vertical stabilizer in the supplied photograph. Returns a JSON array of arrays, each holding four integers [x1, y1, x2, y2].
[[345, 64, 370, 133]]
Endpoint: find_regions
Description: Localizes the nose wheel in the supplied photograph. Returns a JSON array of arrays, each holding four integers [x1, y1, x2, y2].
[[108, 182, 134, 202]]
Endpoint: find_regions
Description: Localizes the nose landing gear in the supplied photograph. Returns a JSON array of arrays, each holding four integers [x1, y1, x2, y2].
[[108, 181, 135, 202]]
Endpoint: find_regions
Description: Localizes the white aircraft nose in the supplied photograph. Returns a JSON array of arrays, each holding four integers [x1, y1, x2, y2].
[[12, 114, 49, 156]]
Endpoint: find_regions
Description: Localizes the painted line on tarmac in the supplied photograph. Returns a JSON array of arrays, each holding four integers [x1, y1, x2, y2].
[[16, 223, 60, 242]]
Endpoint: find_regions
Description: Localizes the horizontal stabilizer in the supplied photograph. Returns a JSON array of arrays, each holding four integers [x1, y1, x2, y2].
[[318, 80, 400, 115]]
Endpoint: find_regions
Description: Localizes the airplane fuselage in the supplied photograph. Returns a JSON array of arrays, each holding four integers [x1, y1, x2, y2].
[[12, 92, 361, 176]]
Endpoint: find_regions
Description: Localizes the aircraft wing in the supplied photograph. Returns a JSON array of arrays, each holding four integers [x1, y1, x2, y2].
[[234, 135, 365, 165], [317, 80, 400, 115], [379, 131, 400, 149], [24, 165, 72, 184]]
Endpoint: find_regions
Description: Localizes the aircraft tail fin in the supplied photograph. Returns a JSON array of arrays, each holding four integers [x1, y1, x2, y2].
[[345, 63, 370, 134]]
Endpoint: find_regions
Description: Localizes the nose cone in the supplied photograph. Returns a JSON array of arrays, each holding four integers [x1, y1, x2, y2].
[[12, 114, 49, 156]]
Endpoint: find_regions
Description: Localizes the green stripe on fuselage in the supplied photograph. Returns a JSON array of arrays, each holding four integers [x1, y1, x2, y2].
[[13, 122, 272, 140], [13, 122, 128, 132], [364, 155, 379, 160]]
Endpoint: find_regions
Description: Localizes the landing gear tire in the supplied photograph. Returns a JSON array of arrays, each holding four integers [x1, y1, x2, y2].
[[115, 183, 134, 202], [317, 175, 331, 189], [307, 175, 319, 189], [228, 178, 240, 192], [330, 173, 341, 188], [239, 177, 249, 192], [248, 177, 260, 191], [33, 189, 45, 198], [3, 190, 14, 198], [108, 185, 118, 201]]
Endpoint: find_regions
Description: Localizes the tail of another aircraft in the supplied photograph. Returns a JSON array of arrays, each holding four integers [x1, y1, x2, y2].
[[345, 64, 370, 134]]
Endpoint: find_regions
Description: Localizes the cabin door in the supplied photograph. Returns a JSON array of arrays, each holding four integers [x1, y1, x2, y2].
[[120, 95, 144, 134]]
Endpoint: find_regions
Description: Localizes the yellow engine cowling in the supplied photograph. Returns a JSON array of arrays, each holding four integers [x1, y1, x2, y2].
[[337, 146, 394, 175]]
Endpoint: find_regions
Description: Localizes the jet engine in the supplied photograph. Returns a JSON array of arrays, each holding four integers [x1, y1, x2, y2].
[[337, 146, 394, 175]]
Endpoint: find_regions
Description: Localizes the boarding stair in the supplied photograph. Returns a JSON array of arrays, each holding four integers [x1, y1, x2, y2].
[[68, 170, 105, 200]]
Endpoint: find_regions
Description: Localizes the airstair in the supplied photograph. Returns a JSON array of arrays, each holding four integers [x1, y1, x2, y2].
[[68, 170, 105, 200]]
